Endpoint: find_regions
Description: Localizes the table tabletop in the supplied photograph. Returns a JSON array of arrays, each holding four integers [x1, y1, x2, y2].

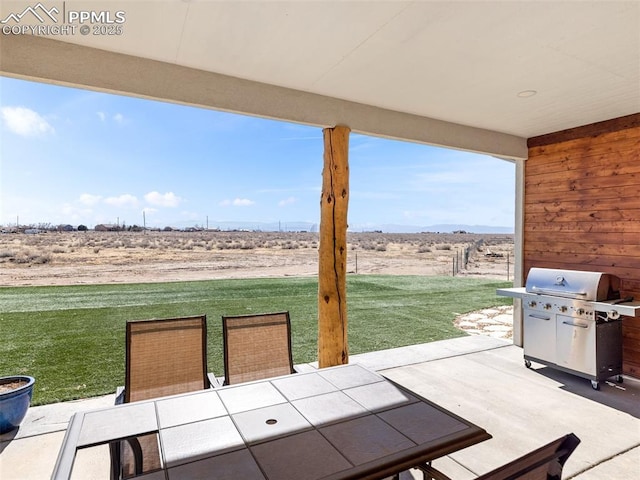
[[52, 363, 491, 480]]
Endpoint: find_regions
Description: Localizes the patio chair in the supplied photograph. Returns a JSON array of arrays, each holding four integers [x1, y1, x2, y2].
[[222, 311, 296, 385], [418, 433, 580, 480], [110, 315, 217, 479]]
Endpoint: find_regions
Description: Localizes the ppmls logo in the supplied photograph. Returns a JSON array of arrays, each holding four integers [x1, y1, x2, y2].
[[1, 2, 60, 24], [2, 2, 125, 36]]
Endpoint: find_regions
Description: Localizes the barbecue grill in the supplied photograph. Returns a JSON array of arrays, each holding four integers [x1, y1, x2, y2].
[[498, 267, 640, 390]]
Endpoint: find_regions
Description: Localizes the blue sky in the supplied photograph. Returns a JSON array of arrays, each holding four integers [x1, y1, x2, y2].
[[0, 76, 515, 232]]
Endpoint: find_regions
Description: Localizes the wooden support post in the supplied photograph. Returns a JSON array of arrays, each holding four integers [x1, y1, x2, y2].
[[318, 125, 350, 368]]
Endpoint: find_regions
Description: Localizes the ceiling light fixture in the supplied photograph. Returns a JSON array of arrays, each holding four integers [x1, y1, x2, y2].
[[517, 90, 537, 98]]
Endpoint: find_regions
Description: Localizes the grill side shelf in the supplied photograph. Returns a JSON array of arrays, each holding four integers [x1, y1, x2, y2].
[[496, 287, 526, 299], [590, 300, 640, 318]]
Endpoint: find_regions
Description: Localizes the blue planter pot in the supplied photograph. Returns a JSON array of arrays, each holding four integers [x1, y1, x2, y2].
[[0, 375, 35, 434]]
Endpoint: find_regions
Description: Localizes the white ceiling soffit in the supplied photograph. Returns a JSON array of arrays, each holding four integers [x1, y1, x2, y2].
[[1, 1, 639, 158]]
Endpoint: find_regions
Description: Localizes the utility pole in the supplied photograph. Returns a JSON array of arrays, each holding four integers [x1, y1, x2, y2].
[[143, 211, 146, 233]]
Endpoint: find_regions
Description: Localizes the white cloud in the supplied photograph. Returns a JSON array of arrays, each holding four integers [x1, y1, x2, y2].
[[144, 191, 182, 207], [104, 194, 138, 208], [96, 111, 127, 124], [219, 198, 255, 207], [278, 196, 297, 207], [79, 193, 102, 206], [1, 106, 54, 136], [61, 203, 92, 219]]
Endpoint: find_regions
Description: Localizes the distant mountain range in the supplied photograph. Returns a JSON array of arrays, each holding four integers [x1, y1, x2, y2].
[[170, 220, 513, 234], [363, 224, 514, 234]]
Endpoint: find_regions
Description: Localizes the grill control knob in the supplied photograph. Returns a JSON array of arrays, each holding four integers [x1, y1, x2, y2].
[[559, 305, 568, 313], [544, 303, 552, 310], [528, 301, 537, 308], [576, 308, 585, 316]]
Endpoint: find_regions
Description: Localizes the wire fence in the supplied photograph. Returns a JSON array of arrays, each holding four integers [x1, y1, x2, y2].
[[452, 239, 512, 280]]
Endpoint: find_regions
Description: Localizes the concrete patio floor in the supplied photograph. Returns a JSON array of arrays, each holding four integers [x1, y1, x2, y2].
[[2, 335, 638, 479]]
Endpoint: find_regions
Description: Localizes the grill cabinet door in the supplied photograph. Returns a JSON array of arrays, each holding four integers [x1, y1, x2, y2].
[[555, 315, 596, 376], [596, 321, 623, 378], [523, 311, 555, 363]]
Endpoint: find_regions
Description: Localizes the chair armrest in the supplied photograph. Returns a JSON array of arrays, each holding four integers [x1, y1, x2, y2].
[[111, 386, 126, 479], [207, 372, 221, 388], [115, 386, 125, 405], [417, 464, 453, 480]]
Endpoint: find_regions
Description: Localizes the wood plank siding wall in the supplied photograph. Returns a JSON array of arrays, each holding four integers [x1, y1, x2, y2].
[[526, 113, 640, 377]]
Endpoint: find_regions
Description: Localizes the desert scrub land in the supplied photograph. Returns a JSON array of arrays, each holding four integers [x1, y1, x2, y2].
[[0, 231, 514, 286]]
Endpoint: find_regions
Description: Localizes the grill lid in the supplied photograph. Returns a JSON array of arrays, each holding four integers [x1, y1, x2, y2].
[[525, 268, 620, 301]]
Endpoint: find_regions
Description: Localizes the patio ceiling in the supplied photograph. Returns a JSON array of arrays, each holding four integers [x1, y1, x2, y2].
[[1, 1, 639, 159]]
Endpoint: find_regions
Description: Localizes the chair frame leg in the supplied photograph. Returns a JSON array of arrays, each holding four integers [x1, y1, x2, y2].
[[109, 441, 121, 480], [127, 438, 144, 476]]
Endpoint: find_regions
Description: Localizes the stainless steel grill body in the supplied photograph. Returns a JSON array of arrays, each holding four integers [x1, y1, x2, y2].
[[497, 268, 640, 390]]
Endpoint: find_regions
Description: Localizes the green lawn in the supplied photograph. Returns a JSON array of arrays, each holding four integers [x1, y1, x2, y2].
[[0, 275, 512, 405]]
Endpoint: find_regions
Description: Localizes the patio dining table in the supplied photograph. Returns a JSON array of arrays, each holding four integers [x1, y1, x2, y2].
[[52, 363, 491, 479]]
